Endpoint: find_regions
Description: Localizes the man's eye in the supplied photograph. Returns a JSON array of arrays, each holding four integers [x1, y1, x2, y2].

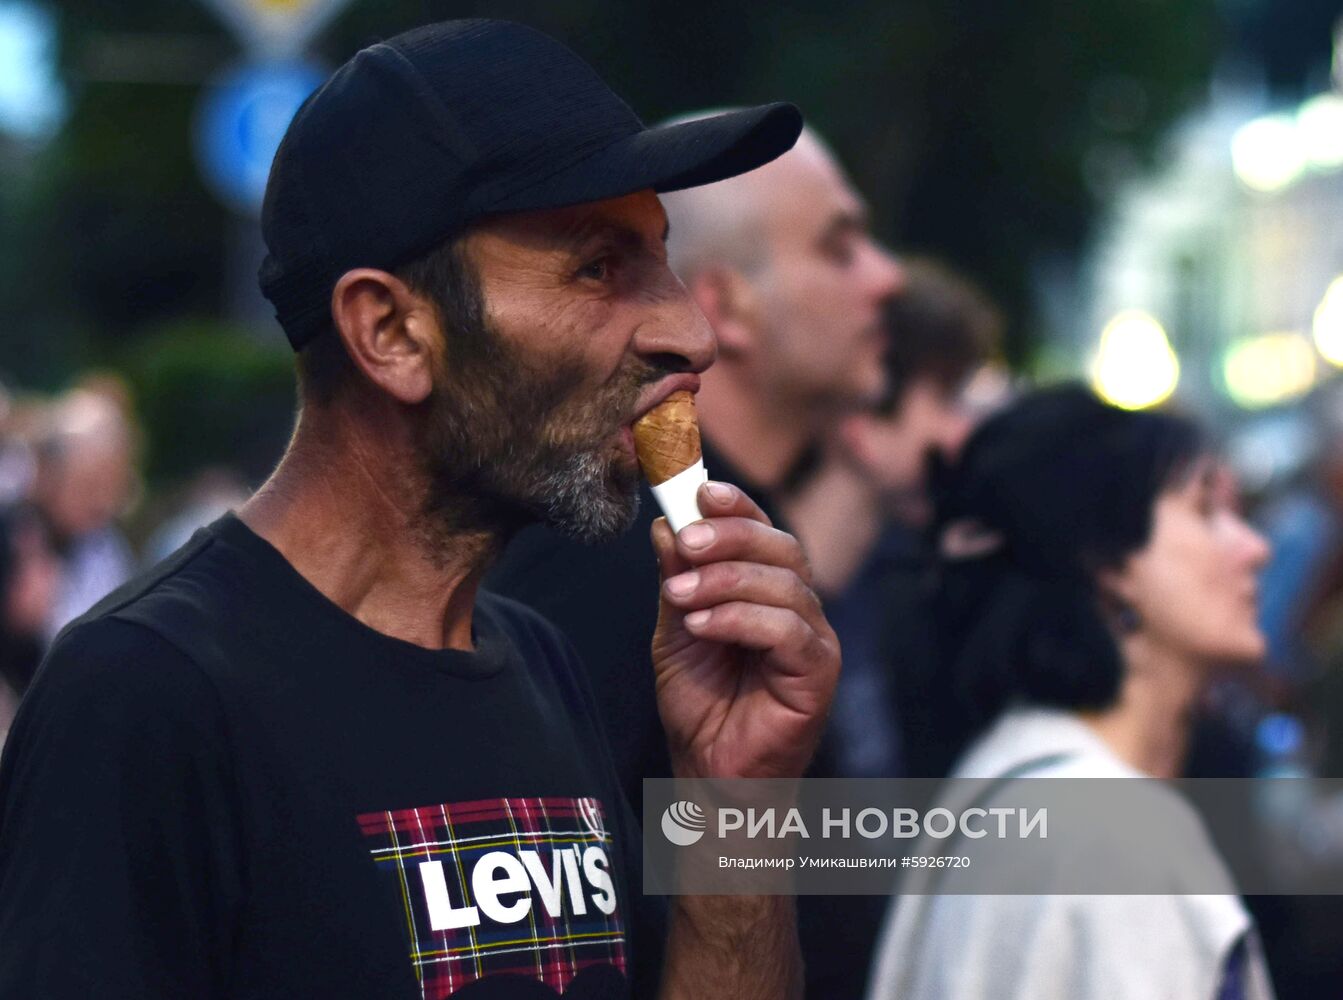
[[1195, 486, 1218, 520], [822, 237, 855, 267], [578, 257, 611, 281]]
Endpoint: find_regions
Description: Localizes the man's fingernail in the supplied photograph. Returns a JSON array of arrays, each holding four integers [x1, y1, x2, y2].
[[706, 481, 733, 504], [680, 522, 715, 549], [665, 572, 699, 598], [685, 610, 712, 629]]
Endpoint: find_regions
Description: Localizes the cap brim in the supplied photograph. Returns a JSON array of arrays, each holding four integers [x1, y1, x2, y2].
[[487, 102, 803, 215]]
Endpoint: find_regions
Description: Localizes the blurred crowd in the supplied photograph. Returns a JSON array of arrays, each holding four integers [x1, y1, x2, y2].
[[4, 117, 1343, 998], [0, 377, 247, 736]]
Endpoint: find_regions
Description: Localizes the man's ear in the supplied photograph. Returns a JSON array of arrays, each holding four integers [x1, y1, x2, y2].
[[686, 267, 762, 358], [330, 268, 441, 404]]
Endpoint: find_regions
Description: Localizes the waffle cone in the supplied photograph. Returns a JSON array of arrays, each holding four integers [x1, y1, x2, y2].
[[633, 390, 702, 486]]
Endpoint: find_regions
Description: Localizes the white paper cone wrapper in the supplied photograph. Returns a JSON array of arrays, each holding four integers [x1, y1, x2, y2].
[[650, 458, 707, 533]]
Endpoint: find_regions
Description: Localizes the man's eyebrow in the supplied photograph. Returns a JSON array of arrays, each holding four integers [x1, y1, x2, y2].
[[553, 213, 605, 250], [556, 215, 668, 253], [818, 206, 870, 243]]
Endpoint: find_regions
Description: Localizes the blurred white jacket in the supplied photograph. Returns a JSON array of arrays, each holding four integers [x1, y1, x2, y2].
[[866, 708, 1275, 1000]]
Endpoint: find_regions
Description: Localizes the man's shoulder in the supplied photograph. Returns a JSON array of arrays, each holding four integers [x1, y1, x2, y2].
[[5, 524, 255, 781], [34, 615, 205, 701], [63, 518, 253, 666], [5, 614, 224, 780], [29, 522, 244, 718]]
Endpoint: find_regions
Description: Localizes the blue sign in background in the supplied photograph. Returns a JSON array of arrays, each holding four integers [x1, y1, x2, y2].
[[194, 60, 324, 215]]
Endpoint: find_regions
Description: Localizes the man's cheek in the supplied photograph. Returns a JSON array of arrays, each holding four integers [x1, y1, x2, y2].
[[528, 294, 616, 356]]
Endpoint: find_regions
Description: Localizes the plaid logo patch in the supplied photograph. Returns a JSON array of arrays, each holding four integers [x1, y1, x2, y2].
[[356, 797, 627, 998]]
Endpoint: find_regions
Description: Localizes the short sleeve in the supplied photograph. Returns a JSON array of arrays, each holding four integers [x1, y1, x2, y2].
[[0, 617, 245, 999]]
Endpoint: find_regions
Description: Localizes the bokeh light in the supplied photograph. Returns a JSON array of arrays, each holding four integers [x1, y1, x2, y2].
[[1296, 94, 1343, 170], [1223, 332, 1318, 408], [1091, 310, 1180, 410], [0, 2, 64, 139], [1231, 114, 1306, 192], [1313, 276, 1343, 366]]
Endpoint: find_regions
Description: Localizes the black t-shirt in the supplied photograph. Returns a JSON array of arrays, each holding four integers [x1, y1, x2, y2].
[[0, 514, 653, 999]]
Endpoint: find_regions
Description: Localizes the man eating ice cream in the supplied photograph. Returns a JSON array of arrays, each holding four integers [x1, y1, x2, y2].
[[0, 20, 839, 1000]]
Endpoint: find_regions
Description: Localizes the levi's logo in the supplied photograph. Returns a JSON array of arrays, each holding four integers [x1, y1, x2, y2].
[[418, 843, 616, 929], [356, 797, 625, 998]]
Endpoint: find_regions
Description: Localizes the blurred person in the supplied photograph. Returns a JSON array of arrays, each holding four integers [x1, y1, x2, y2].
[[71, 370, 138, 421], [0, 21, 839, 999], [142, 467, 251, 566], [0, 382, 39, 507], [0, 508, 60, 740], [869, 385, 1275, 1000], [1252, 385, 1343, 683], [771, 260, 999, 999], [788, 259, 1004, 563], [783, 260, 1003, 779], [489, 122, 904, 805], [31, 386, 138, 642], [1238, 386, 1343, 997]]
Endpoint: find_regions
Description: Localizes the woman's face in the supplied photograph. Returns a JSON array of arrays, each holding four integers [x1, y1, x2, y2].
[[1105, 460, 1270, 670]]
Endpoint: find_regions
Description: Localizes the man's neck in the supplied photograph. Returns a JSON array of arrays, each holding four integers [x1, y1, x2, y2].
[[696, 375, 816, 493], [239, 404, 497, 652], [780, 451, 883, 597]]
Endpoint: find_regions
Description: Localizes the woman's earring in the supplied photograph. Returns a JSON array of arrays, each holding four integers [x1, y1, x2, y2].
[[1115, 604, 1142, 633]]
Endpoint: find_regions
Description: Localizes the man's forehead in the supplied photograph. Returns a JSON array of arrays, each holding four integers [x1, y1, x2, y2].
[[755, 141, 868, 234], [482, 190, 670, 251]]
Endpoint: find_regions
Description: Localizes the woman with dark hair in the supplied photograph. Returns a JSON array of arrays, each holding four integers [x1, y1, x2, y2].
[[868, 385, 1275, 1000]]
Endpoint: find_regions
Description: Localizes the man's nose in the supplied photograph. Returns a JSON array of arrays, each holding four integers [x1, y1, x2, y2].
[[862, 240, 906, 305], [631, 281, 718, 375]]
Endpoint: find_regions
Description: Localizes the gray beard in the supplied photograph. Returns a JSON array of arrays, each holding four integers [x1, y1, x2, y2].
[[415, 395, 644, 551], [533, 448, 642, 544]]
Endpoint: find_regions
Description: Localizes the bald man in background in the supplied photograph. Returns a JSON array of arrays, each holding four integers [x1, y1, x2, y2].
[[658, 128, 901, 490]]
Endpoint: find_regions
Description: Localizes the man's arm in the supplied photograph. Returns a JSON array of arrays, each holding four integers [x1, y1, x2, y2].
[[649, 481, 841, 999], [660, 895, 803, 999], [0, 618, 243, 999]]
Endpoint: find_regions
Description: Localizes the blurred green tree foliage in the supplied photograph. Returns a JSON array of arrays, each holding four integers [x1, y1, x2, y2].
[[118, 319, 295, 485], [2, 0, 1223, 483]]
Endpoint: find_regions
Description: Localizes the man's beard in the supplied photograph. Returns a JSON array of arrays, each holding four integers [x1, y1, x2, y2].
[[412, 318, 664, 548]]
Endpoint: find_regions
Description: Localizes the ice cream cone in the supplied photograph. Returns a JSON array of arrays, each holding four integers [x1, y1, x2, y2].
[[633, 391, 702, 486], [633, 390, 707, 532]]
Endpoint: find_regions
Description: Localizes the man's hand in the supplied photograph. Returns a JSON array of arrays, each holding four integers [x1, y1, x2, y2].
[[650, 481, 839, 781]]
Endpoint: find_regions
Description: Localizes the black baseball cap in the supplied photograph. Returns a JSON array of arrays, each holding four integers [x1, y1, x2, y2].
[[259, 19, 803, 349]]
